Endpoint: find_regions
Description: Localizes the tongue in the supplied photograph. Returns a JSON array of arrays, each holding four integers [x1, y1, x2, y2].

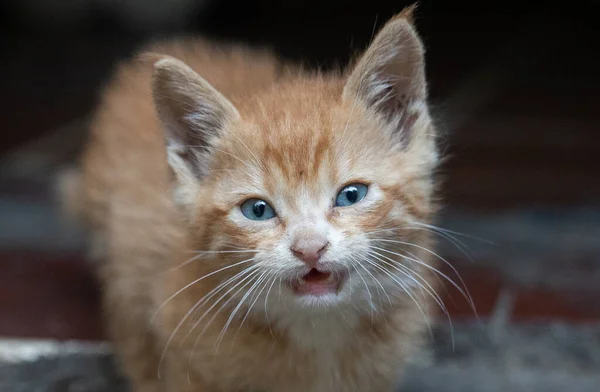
[[294, 269, 338, 296]]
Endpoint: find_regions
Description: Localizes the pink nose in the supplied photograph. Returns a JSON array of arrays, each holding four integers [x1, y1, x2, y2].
[[291, 236, 329, 267]]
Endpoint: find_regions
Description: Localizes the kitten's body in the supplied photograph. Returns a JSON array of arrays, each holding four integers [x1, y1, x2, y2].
[[67, 8, 440, 392]]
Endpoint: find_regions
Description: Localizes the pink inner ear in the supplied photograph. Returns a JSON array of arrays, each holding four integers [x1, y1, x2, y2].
[[343, 14, 427, 144], [368, 81, 420, 147]]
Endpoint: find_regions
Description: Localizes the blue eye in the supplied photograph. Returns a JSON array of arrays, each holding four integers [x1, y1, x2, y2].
[[241, 198, 276, 220], [335, 183, 368, 207]]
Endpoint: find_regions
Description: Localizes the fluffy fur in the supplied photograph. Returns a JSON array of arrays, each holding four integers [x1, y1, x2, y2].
[[66, 7, 443, 392]]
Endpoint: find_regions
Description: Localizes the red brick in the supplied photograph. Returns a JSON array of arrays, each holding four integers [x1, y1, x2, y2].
[[512, 288, 600, 323], [0, 252, 104, 341], [439, 265, 504, 320]]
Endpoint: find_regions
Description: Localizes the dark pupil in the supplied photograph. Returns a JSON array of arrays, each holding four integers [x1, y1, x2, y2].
[[344, 187, 358, 203], [253, 201, 266, 217]]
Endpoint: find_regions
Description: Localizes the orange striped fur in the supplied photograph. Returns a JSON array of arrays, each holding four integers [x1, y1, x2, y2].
[[66, 6, 442, 391]]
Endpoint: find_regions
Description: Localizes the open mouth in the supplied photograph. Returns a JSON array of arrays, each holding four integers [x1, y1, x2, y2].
[[291, 269, 346, 296]]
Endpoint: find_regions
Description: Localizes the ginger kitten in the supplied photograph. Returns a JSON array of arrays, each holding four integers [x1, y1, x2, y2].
[[65, 7, 442, 392]]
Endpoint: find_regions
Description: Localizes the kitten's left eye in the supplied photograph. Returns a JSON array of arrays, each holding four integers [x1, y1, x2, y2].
[[335, 183, 368, 207], [241, 198, 276, 220]]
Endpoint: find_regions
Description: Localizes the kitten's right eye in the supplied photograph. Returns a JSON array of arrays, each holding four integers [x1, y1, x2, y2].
[[335, 183, 368, 207], [241, 198, 276, 221]]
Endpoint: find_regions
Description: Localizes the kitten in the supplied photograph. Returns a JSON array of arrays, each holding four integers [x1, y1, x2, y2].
[[64, 6, 441, 392]]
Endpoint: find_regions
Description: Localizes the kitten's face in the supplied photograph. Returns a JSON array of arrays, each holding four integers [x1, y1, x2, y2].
[[194, 83, 436, 310], [152, 13, 438, 315]]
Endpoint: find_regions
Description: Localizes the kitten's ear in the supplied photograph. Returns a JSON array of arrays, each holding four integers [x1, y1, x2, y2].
[[343, 6, 429, 145], [152, 57, 239, 208]]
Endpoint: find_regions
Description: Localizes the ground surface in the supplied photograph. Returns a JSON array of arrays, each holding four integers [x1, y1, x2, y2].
[[2, 322, 600, 392]]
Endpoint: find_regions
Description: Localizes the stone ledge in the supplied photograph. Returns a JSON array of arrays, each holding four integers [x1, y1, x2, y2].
[[2, 322, 599, 392], [402, 322, 600, 391]]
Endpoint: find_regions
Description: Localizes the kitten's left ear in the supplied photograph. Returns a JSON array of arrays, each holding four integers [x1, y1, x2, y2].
[[152, 56, 240, 210], [343, 7, 429, 144]]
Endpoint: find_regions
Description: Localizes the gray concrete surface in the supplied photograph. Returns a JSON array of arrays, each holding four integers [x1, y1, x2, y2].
[[401, 322, 600, 392], [438, 208, 600, 290], [2, 322, 599, 392]]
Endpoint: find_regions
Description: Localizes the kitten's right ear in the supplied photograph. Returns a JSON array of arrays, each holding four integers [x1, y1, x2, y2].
[[343, 6, 429, 147], [151, 57, 239, 208]]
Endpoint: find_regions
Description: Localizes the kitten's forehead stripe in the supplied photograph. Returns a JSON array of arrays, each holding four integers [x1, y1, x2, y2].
[[311, 132, 331, 180], [230, 82, 345, 198]]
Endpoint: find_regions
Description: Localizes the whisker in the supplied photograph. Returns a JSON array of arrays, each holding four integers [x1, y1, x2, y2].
[[151, 257, 257, 324], [210, 147, 256, 177], [371, 242, 477, 315], [368, 222, 494, 246], [404, 225, 476, 263], [349, 254, 392, 307], [263, 275, 278, 342], [162, 249, 256, 276], [231, 272, 275, 349], [188, 249, 258, 255], [367, 249, 453, 347], [185, 269, 263, 381], [389, 247, 447, 293], [177, 266, 260, 345], [156, 265, 258, 379], [413, 221, 496, 245], [165, 253, 204, 273], [230, 132, 265, 172], [215, 270, 270, 350], [347, 258, 375, 327], [360, 256, 433, 338], [342, 263, 353, 293], [367, 249, 446, 314], [277, 276, 283, 304], [183, 268, 262, 345]]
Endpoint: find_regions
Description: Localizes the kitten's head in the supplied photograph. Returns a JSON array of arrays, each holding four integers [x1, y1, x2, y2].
[[152, 10, 439, 314]]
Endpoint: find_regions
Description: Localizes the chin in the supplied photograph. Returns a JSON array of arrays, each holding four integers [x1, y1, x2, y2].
[[292, 290, 349, 308]]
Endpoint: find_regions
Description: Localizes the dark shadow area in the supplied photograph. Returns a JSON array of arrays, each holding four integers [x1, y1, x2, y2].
[[2, 0, 599, 207]]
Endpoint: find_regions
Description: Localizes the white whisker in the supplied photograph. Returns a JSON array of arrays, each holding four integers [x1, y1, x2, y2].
[[371, 242, 477, 315], [413, 221, 495, 244], [210, 147, 256, 178], [215, 270, 270, 350], [185, 269, 263, 381], [360, 256, 433, 338], [177, 266, 259, 345], [156, 264, 258, 379], [151, 257, 257, 324], [367, 249, 453, 346], [231, 272, 274, 349], [349, 254, 392, 307], [188, 249, 258, 255], [367, 249, 446, 313], [347, 257, 375, 328], [263, 275, 278, 342], [405, 225, 476, 262], [230, 132, 265, 172]]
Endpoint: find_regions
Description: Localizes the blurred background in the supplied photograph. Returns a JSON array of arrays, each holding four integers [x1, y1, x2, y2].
[[0, 0, 599, 391]]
